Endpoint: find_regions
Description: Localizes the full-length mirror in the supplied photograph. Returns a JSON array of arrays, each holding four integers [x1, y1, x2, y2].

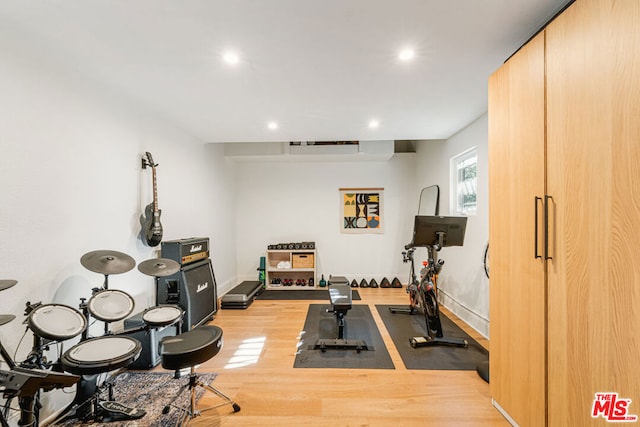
[[417, 185, 440, 216]]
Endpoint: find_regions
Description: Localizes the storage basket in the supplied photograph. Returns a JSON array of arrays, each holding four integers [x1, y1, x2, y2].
[[292, 253, 314, 268]]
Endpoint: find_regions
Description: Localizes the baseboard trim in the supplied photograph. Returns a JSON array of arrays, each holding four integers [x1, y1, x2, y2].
[[492, 399, 520, 427], [439, 290, 489, 338]]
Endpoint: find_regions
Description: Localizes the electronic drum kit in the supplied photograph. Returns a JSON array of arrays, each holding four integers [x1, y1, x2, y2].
[[0, 250, 185, 426], [1, 279, 80, 427], [0, 281, 17, 328]]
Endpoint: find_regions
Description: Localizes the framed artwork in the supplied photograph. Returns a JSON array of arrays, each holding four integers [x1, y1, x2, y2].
[[340, 188, 384, 234]]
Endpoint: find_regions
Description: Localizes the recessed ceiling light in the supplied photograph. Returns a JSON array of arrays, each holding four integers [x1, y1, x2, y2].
[[368, 120, 380, 129], [223, 50, 240, 65], [267, 121, 278, 130], [398, 48, 415, 62]]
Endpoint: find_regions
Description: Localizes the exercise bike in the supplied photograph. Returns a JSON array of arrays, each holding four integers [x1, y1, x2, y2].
[[388, 246, 424, 316], [389, 216, 469, 348], [389, 184, 441, 316]]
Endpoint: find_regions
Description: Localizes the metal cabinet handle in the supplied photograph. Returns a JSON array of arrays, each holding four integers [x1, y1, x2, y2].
[[544, 195, 553, 260], [535, 196, 542, 259]]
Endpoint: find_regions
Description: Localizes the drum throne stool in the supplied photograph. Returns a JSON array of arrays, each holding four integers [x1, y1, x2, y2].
[[159, 325, 240, 422]]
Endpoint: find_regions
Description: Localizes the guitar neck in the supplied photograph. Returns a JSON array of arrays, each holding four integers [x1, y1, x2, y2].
[[152, 166, 158, 212]]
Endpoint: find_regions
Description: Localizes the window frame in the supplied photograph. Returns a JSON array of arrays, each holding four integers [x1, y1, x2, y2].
[[450, 146, 478, 216]]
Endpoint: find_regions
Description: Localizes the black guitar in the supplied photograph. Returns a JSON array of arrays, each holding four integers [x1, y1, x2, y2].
[[141, 152, 163, 246]]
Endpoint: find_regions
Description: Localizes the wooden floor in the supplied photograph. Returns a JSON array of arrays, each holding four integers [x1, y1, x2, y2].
[[157, 287, 508, 426]]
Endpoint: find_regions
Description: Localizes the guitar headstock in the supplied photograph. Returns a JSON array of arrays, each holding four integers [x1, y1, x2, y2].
[[141, 152, 158, 169]]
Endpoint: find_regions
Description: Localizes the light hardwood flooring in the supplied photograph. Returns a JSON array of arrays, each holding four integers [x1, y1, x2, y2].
[[156, 287, 508, 426]]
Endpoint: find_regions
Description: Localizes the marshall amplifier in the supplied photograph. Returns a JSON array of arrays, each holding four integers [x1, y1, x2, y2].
[[156, 258, 217, 333], [161, 237, 210, 266]]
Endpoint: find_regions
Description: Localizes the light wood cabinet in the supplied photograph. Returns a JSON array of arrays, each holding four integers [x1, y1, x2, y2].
[[488, 31, 546, 426], [265, 249, 317, 289], [545, 1, 640, 425], [489, 1, 640, 425]]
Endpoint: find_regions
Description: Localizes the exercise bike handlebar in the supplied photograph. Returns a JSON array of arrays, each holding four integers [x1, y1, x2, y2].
[[404, 242, 441, 251]]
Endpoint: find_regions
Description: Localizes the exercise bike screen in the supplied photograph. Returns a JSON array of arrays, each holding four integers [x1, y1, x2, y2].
[[411, 215, 467, 247]]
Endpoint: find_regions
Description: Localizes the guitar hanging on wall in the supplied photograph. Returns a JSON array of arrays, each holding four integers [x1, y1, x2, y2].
[[141, 152, 163, 246]]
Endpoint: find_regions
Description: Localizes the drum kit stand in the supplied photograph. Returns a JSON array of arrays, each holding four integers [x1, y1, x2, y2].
[[0, 250, 184, 426]]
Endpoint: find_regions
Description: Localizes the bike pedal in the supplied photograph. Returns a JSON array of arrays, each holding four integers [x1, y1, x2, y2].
[[99, 401, 146, 419]]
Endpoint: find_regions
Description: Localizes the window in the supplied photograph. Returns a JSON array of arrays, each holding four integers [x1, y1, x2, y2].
[[451, 147, 477, 215]]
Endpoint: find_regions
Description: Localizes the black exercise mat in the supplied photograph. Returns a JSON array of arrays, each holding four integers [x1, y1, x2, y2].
[[294, 304, 394, 369], [256, 289, 361, 300], [376, 304, 488, 370], [54, 371, 216, 426]]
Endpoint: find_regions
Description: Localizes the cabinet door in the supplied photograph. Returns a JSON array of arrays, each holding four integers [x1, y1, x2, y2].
[[488, 32, 546, 426], [546, 1, 640, 425]]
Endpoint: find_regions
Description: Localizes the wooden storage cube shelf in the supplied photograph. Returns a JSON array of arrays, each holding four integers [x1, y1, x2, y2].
[[266, 249, 316, 289], [267, 251, 291, 268]]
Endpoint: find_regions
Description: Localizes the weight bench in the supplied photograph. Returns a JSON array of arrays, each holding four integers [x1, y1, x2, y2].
[[313, 276, 369, 353], [220, 281, 262, 309]]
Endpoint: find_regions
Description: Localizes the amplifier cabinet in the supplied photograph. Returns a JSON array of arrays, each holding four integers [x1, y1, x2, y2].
[[161, 237, 209, 266], [156, 258, 217, 333]]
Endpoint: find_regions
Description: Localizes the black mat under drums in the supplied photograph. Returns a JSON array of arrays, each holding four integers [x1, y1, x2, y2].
[[376, 305, 488, 370], [294, 304, 394, 369], [256, 289, 361, 301]]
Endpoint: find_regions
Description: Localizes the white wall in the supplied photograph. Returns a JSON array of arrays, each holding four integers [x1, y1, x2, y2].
[[0, 29, 237, 423], [233, 154, 418, 284], [414, 114, 490, 337]]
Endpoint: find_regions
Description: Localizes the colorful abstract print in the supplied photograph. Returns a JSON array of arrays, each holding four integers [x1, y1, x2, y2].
[[343, 192, 381, 230]]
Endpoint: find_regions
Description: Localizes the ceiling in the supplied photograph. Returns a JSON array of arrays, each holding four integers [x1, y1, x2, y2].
[[0, 0, 571, 143]]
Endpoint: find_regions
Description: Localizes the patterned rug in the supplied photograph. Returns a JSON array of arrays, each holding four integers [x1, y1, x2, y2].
[[54, 371, 216, 426]]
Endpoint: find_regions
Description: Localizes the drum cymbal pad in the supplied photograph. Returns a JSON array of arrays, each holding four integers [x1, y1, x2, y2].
[[80, 250, 136, 275], [137, 258, 180, 277], [0, 279, 18, 292], [0, 314, 16, 326]]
